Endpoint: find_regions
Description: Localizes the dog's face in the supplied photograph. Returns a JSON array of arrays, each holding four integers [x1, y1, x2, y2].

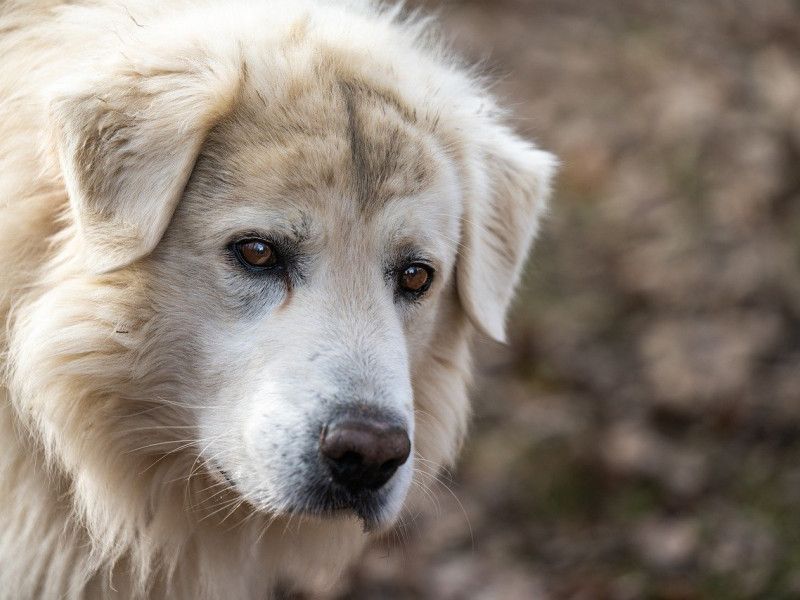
[[36, 7, 554, 534], [143, 77, 463, 527]]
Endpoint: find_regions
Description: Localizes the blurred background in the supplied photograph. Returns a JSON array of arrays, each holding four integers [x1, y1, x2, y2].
[[334, 1, 800, 598]]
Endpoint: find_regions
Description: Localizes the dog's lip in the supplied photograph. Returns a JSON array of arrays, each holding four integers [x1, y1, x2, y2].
[[323, 487, 391, 530], [279, 508, 381, 533], [275, 500, 380, 530], [274, 482, 394, 531], [205, 461, 383, 523]]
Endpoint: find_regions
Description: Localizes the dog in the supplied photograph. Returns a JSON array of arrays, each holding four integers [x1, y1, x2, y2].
[[0, 0, 555, 597]]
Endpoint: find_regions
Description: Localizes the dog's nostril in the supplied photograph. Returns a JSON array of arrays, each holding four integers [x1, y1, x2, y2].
[[337, 451, 363, 469], [379, 458, 403, 478], [320, 419, 411, 492]]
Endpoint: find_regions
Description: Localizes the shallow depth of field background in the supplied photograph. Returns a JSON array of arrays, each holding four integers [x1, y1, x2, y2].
[[333, 1, 800, 598]]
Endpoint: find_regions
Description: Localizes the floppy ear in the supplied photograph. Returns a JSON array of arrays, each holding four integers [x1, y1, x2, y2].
[[457, 126, 556, 342], [51, 63, 238, 273]]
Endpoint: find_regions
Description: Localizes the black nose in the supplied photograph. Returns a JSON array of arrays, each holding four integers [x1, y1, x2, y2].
[[320, 417, 411, 492]]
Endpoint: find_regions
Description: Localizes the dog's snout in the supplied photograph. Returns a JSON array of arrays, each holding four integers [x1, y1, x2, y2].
[[320, 418, 411, 492]]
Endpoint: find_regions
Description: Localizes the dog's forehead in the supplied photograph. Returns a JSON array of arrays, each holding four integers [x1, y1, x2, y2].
[[196, 75, 448, 221]]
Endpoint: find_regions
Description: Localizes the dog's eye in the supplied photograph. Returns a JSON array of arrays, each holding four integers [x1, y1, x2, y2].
[[233, 239, 278, 270], [398, 264, 433, 296]]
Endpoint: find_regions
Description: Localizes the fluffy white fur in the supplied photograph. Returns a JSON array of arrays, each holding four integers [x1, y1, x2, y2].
[[0, 1, 555, 598]]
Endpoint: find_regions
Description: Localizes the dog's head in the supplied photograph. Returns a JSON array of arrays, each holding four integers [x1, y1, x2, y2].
[[40, 4, 555, 531]]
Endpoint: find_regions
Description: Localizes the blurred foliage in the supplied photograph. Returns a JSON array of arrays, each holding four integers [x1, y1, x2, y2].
[[332, 0, 800, 598]]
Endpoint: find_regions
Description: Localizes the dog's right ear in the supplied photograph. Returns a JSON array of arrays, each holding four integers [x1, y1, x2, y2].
[[51, 63, 238, 274], [456, 124, 556, 343]]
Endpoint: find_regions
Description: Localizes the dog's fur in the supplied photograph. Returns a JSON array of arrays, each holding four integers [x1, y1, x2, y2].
[[0, 1, 555, 598]]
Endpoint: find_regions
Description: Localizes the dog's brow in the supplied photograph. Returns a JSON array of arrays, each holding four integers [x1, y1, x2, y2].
[[248, 213, 313, 245], [288, 212, 313, 242], [338, 80, 428, 212]]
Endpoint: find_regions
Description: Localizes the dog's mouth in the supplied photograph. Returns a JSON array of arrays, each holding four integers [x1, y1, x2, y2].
[[206, 458, 400, 531], [296, 482, 397, 531], [202, 406, 412, 530]]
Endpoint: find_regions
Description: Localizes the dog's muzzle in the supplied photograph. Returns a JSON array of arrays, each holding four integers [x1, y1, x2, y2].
[[294, 405, 412, 527]]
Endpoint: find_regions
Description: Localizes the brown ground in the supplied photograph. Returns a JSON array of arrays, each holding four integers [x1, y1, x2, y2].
[[329, 1, 800, 598]]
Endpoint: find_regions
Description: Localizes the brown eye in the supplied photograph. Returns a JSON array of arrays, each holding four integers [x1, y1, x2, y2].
[[233, 239, 278, 270], [399, 264, 433, 295]]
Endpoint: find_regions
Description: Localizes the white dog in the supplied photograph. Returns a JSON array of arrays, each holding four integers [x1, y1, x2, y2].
[[0, 0, 555, 598]]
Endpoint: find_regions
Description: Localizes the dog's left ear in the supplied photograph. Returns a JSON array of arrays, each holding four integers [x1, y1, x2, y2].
[[457, 126, 556, 342], [50, 63, 237, 274]]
